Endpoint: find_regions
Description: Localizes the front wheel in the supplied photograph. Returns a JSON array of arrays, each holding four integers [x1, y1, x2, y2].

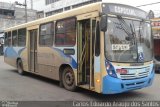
[[62, 67, 76, 91], [17, 59, 25, 75]]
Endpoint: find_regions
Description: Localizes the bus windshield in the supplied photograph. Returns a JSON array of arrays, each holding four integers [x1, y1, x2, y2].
[[105, 16, 153, 63]]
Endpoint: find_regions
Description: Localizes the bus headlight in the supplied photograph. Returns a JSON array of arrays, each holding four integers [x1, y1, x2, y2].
[[106, 62, 117, 78]]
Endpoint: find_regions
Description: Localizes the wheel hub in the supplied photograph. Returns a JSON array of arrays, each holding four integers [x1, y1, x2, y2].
[[65, 72, 74, 86]]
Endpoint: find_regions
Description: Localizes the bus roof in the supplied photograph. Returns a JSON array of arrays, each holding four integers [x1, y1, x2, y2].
[[5, 2, 102, 31], [5, 2, 147, 32]]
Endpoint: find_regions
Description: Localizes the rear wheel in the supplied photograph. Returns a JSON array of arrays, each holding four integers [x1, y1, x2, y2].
[[62, 67, 76, 91], [17, 59, 25, 75]]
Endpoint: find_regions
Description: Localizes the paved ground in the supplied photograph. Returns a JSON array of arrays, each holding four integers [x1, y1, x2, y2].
[[0, 56, 159, 101]]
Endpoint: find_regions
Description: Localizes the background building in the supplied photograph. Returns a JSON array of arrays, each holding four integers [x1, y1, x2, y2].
[[44, 0, 101, 17], [0, 2, 37, 31], [36, 11, 44, 19]]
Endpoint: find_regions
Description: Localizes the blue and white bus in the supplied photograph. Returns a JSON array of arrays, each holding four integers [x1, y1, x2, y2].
[[4, 2, 154, 94]]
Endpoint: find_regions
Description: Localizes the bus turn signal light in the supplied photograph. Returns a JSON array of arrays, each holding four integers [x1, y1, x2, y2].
[[96, 79, 100, 83]]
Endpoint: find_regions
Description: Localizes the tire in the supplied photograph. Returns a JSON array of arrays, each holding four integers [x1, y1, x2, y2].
[[62, 67, 76, 91], [17, 59, 25, 75]]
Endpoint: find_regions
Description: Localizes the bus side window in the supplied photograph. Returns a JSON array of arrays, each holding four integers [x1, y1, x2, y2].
[[95, 21, 100, 56], [39, 22, 54, 46], [18, 28, 26, 47], [8, 32, 12, 46], [55, 18, 76, 46], [12, 30, 18, 46], [4, 32, 8, 46]]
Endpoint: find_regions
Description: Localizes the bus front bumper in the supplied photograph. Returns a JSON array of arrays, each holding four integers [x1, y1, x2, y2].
[[102, 72, 154, 94]]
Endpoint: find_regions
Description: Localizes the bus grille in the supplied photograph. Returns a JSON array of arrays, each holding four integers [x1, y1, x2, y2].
[[120, 70, 150, 80]]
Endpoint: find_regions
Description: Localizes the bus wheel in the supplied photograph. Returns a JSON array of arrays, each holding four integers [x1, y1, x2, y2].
[[17, 59, 25, 75], [62, 67, 76, 91]]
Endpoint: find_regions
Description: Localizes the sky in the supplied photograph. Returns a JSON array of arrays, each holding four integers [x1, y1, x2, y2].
[[0, 0, 160, 16]]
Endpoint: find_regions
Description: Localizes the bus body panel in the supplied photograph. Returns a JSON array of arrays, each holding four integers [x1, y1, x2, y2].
[[102, 71, 154, 94], [4, 47, 26, 68], [36, 46, 77, 80], [102, 62, 154, 94]]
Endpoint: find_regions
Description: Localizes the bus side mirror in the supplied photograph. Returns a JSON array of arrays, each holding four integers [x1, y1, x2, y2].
[[100, 15, 108, 32]]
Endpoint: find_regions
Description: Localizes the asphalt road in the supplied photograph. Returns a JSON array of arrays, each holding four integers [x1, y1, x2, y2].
[[0, 56, 159, 101]]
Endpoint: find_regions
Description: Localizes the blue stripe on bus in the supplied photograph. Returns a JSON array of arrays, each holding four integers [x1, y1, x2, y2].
[[18, 47, 25, 56], [53, 48, 77, 69], [71, 58, 77, 69], [4, 47, 19, 58], [4, 47, 25, 58]]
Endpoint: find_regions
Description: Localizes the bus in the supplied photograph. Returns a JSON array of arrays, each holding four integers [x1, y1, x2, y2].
[[0, 32, 4, 55], [4, 2, 154, 94], [151, 18, 160, 72]]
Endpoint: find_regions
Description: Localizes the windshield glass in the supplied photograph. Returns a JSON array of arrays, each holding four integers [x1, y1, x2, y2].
[[105, 16, 153, 63]]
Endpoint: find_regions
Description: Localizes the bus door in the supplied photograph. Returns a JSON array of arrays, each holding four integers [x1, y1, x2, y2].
[[29, 29, 38, 73], [77, 18, 96, 89]]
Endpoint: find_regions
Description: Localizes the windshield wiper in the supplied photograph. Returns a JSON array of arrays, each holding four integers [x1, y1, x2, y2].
[[129, 23, 137, 45], [117, 15, 140, 62], [138, 20, 144, 44], [130, 22, 140, 62], [117, 16, 134, 41]]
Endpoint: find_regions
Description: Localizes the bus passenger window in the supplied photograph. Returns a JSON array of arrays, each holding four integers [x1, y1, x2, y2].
[[39, 22, 54, 46], [8, 32, 11, 46], [4, 32, 8, 46], [18, 28, 26, 46], [12, 30, 18, 46], [55, 18, 76, 46]]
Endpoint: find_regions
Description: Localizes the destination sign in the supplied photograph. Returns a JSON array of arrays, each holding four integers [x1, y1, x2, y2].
[[102, 3, 147, 19], [112, 44, 130, 51], [114, 6, 136, 16]]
